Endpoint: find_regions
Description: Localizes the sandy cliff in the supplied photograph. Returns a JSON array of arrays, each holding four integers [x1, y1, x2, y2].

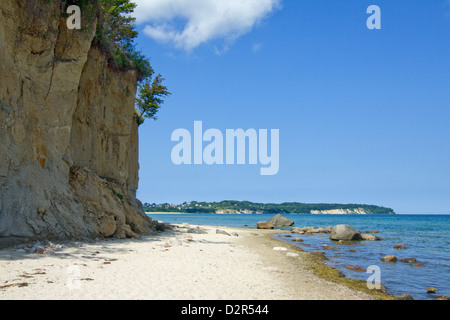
[[0, 1, 155, 245]]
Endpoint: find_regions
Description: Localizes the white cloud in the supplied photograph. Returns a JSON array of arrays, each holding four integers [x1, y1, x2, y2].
[[133, 0, 281, 51]]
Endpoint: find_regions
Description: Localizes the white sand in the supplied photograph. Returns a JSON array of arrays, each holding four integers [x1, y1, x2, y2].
[[0, 225, 374, 300]]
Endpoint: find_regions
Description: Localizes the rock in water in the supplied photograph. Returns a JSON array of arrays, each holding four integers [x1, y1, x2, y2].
[[290, 227, 306, 234], [329, 225, 362, 241], [361, 234, 382, 241], [346, 265, 365, 272], [267, 214, 294, 227], [381, 255, 398, 263]]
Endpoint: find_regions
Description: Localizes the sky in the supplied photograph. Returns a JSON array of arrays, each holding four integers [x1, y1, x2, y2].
[[131, 0, 450, 214]]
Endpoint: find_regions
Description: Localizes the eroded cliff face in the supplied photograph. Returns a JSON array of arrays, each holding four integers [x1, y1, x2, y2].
[[310, 209, 368, 215], [0, 1, 155, 245]]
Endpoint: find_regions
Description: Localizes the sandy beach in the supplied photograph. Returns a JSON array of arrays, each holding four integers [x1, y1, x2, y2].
[[0, 224, 377, 300]]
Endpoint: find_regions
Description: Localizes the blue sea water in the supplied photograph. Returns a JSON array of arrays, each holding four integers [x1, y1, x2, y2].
[[148, 213, 450, 300]]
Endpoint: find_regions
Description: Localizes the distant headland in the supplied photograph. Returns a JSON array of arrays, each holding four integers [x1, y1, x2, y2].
[[143, 201, 396, 215]]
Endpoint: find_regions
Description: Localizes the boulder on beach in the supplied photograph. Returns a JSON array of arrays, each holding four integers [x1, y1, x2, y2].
[[257, 221, 274, 229], [187, 228, 208, 234], [267, 214, 295, 227], [330, 225, 362, 241], [216, 229, 231, 236]]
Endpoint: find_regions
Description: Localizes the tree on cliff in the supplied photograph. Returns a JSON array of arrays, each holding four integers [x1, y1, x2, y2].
[[92, 0, 171, 123], [136, 74, 170, 122]]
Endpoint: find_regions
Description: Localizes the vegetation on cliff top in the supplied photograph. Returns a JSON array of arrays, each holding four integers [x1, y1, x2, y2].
[[143, 201, 396, 215], [67, 0, 170, 123]]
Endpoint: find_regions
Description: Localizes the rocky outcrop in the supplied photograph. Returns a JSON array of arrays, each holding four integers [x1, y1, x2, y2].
[[0, 1, 155, 246]]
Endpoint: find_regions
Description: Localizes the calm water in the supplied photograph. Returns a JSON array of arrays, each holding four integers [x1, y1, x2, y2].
[[148, 213, 450, 300]]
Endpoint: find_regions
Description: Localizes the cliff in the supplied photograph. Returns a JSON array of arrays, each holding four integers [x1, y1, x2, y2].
[[310, 208, 368, 215], [145, 201, 396, 215], [0, 1, 156, 246]]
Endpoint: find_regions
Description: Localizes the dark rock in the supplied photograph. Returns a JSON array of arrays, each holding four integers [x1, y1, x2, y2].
[[399, 258, 417, 263], [329, 225, 362, 241]]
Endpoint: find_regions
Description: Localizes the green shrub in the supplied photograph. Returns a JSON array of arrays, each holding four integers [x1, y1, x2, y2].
[[67, 0, 170, 123]]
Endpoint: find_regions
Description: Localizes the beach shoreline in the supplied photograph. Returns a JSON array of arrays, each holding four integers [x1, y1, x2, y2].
[[0, 224, 390, 300]]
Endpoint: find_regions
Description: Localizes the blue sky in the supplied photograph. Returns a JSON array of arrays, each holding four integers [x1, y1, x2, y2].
[[131, 0, 450, 214]]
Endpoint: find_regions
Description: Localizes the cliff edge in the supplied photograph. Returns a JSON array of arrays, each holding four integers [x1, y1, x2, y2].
[[0, 1, 156, 246]]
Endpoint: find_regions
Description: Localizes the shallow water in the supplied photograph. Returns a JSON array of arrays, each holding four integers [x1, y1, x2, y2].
[[148, 213, 450, 300]]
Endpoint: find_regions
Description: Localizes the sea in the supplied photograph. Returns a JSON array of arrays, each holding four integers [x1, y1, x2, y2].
[[148, 213, 450, 300]]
